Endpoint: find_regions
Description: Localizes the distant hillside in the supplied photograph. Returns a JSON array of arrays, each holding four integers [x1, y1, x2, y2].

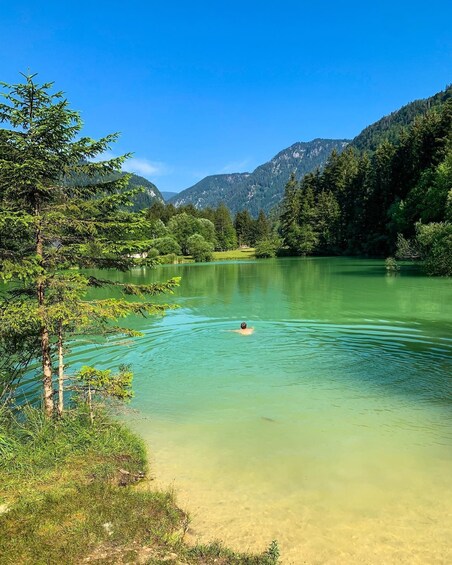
[[351, 85, 452, 151], [125, 172, 163, 211], [161, 191, 179, 201], [171, 172, 250, 210], [65, 169, 163, 212], [170, 139, 349, 216]]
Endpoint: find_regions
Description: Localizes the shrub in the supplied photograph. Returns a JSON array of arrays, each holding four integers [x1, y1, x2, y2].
[[255, 237, 280, 258], [153, 236, 181, 255], [187, 234, 214, 262], [416, 222, 452, 276], [385, 257, 400, 272]]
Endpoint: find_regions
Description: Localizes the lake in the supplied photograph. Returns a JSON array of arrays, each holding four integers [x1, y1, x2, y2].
[[72, 257, 452, 563]]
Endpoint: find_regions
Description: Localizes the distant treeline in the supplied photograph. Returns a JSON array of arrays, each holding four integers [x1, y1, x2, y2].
[[137, 201, 273, 261]]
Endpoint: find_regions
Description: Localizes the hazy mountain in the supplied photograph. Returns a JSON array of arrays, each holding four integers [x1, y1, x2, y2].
[[161, 191, 179, 201], [170, 139, 349, 216]]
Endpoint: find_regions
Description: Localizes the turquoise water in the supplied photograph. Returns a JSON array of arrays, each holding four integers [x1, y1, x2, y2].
[[72, 258, 452, 563]]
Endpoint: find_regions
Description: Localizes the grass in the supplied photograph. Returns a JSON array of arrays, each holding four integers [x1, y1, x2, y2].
[[0, 406, 278, 564], [212, 248, 256, 261]]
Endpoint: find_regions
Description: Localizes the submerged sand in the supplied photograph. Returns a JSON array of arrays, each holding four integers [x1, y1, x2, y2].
[[135, 419, 452, 565]]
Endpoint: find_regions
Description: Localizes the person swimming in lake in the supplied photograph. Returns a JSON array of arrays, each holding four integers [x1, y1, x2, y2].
[[233, 322, 254, 335]]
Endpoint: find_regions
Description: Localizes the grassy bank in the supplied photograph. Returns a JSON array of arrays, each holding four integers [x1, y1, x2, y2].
[[157, 249, 256, 264], [212, 248, 256, 261], [0, 407, 278, 564]]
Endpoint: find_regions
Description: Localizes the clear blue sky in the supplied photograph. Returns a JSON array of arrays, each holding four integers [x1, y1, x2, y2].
[[1, 1, 451, 193]]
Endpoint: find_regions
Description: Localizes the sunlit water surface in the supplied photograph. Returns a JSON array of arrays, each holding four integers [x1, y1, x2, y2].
[[72, 258, 452, 564]]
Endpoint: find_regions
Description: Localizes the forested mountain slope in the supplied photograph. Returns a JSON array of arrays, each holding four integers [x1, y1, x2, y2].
[[65, 170, 163, 212], [125, 172, 163, 211], [170, 139, 349, 216], [351, 85, 451, 151], [279, 86, 452, 268]]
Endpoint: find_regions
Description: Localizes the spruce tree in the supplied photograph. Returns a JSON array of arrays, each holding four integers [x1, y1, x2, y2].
[[280, 173, 300, 251], [254, 210, 270, 243], [214, 203, 237, 250], [0, 74, 178, 416]]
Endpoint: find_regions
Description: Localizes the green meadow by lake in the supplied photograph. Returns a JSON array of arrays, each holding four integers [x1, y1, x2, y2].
[[72, 257, 452, 563]]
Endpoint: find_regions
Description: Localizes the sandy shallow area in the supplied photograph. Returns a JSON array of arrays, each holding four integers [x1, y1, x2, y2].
[[140, 428, 452, 565]]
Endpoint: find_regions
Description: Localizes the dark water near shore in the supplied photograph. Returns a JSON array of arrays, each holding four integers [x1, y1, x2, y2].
[[71, 258, 452, 563]]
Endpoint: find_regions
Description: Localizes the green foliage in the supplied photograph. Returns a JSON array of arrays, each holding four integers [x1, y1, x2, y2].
[[167, 212, 216, 254], [0, 74, 180, 415], [234, 209, 254, 246], [152, 236, 182, 255], [254, 209, 270, 242], [385, 257, 400, 272], [214, 203, 237, 250], [142, 201, 276, 258], [278, 92, 452, 264], [197, 217, 217, 245], [255, 237, 280, 258], [168, 212, 200, 254], [395, 233, 420, 260], [158, 252, 180, 264], [76, 365, 133, 400], [265, 540, 280, 563], [187, 233, 214, 262], [416, 222, 452, 276]]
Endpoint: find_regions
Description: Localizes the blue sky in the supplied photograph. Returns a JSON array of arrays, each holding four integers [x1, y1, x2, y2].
[[1, 1, 451, 193]]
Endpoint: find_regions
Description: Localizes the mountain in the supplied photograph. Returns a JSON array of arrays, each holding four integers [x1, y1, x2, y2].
[[161, 191, 179, 201], [125, 172, 163, 211], [171, 172, 250, 210], [64, 169, 163, 212], [351, 84, 452, 151], [170, 139, 349, 216]]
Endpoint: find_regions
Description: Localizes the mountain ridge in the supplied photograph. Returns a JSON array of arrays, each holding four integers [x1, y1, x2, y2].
[[170, 138, 349, 216], [124, 172, 163, 211]]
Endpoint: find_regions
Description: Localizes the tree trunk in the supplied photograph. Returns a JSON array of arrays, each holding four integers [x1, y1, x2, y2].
[[36, 213, 54, 417], [40, 323, 54, 418], [57, 320, 64, 417]]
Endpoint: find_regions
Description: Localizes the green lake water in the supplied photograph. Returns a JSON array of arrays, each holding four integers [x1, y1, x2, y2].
[[72, 257, 452, 563]]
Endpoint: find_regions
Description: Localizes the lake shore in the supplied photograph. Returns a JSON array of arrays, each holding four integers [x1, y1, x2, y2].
[[0, 407, 278, 565], [141, 425, 452, 565]]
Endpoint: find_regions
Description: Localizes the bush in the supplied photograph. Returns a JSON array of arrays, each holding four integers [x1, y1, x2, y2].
[[416, 222, 452, 276], [158, 253, 179, 264], [152, 236, 181, 256], [147, 247, 160, 259], [187, 234, 214, 262], [255, 237, 280, 258], [385, 257, 400, 272]]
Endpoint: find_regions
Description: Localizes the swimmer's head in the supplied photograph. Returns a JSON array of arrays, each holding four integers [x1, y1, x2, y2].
[[240, 322, 247, 329]]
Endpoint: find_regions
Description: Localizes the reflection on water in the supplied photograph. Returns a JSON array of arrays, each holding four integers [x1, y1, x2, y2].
[[73, 258, 452, 563]]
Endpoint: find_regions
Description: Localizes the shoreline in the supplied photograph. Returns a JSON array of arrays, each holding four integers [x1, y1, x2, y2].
[[134, 418, 452, 565], [0, 407, 279, 564]]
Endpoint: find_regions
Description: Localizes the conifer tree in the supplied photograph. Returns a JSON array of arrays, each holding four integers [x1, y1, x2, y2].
[[214, 203, 237, 250], [280, 173, 300, 251], [0, 74, 179, 416], [234, 209, 254, 246], [254, 209, 270, 243]]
